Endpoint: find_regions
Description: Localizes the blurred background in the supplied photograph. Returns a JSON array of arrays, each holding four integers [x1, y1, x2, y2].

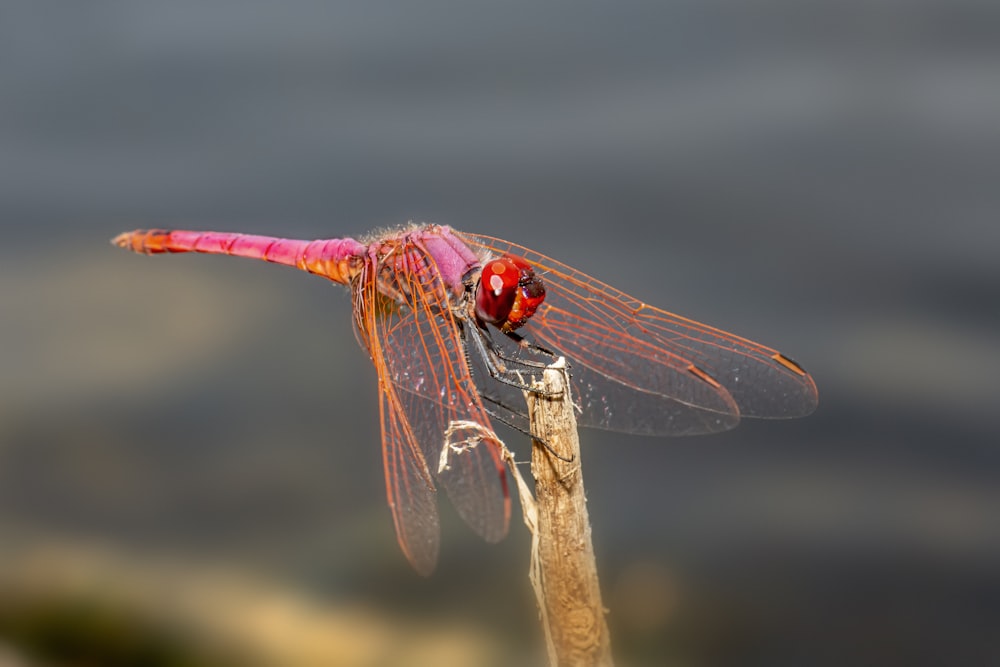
[[2, 1, 998, 665]]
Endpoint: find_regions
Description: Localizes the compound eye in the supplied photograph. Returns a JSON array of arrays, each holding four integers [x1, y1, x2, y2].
[[474, 255, 545, 332], [475, 258, 519, 326]]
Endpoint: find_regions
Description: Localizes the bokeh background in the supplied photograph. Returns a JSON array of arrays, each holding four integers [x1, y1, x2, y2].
[[2, 2, 998, 665]]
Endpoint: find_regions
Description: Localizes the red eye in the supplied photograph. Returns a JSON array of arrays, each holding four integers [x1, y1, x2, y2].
[[474, 255, 545, 332]]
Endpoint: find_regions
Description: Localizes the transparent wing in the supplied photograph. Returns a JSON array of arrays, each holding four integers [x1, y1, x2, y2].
[[458, 231, 818, 436], [353, 239, 509, 573]]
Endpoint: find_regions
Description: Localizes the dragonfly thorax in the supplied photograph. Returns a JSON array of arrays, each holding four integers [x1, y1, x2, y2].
[[474, 255, 546, 333]]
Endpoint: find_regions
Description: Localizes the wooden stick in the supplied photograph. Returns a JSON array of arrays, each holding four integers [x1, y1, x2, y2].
[[525, 358, 613, 666]]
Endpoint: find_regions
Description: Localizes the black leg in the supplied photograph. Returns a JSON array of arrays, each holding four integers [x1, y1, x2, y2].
[[463, 323, 563, 397]]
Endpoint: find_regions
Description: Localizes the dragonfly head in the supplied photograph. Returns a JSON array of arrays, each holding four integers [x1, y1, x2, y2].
[[475, 255, 546, 333]]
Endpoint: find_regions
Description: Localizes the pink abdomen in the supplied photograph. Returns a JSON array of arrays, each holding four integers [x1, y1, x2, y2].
[[113, 229, 366, 285]]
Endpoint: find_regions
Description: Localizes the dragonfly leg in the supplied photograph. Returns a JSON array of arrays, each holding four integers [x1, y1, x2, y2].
[[480, 396, 574, 463], [463, 322, 563, 398]]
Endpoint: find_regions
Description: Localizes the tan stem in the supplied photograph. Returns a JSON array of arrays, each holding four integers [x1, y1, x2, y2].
[[525, 359, 613, 667]]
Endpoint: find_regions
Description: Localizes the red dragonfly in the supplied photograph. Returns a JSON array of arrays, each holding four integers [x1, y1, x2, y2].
[[113, 224, 817, 574]]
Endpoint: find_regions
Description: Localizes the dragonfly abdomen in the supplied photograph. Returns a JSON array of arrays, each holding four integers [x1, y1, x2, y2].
[[112, 229, 366, 285]]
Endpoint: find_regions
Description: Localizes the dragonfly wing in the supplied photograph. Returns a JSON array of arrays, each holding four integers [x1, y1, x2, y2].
[[459, 232, 818, 435], [355, 241, 510, 558]]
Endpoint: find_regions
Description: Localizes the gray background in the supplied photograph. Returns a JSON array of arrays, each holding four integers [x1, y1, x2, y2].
[[2, 2, 998, 665]]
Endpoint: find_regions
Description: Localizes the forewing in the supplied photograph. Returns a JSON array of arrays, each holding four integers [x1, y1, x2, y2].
[[361, 240, 510, 547], [458, 231, 818, 435]]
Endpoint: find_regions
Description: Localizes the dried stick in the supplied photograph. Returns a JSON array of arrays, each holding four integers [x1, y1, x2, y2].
[[523, 358, 613, 666]]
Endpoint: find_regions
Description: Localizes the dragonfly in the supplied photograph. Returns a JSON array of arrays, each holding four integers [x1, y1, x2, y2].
[[113, 223, 817, 574]]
